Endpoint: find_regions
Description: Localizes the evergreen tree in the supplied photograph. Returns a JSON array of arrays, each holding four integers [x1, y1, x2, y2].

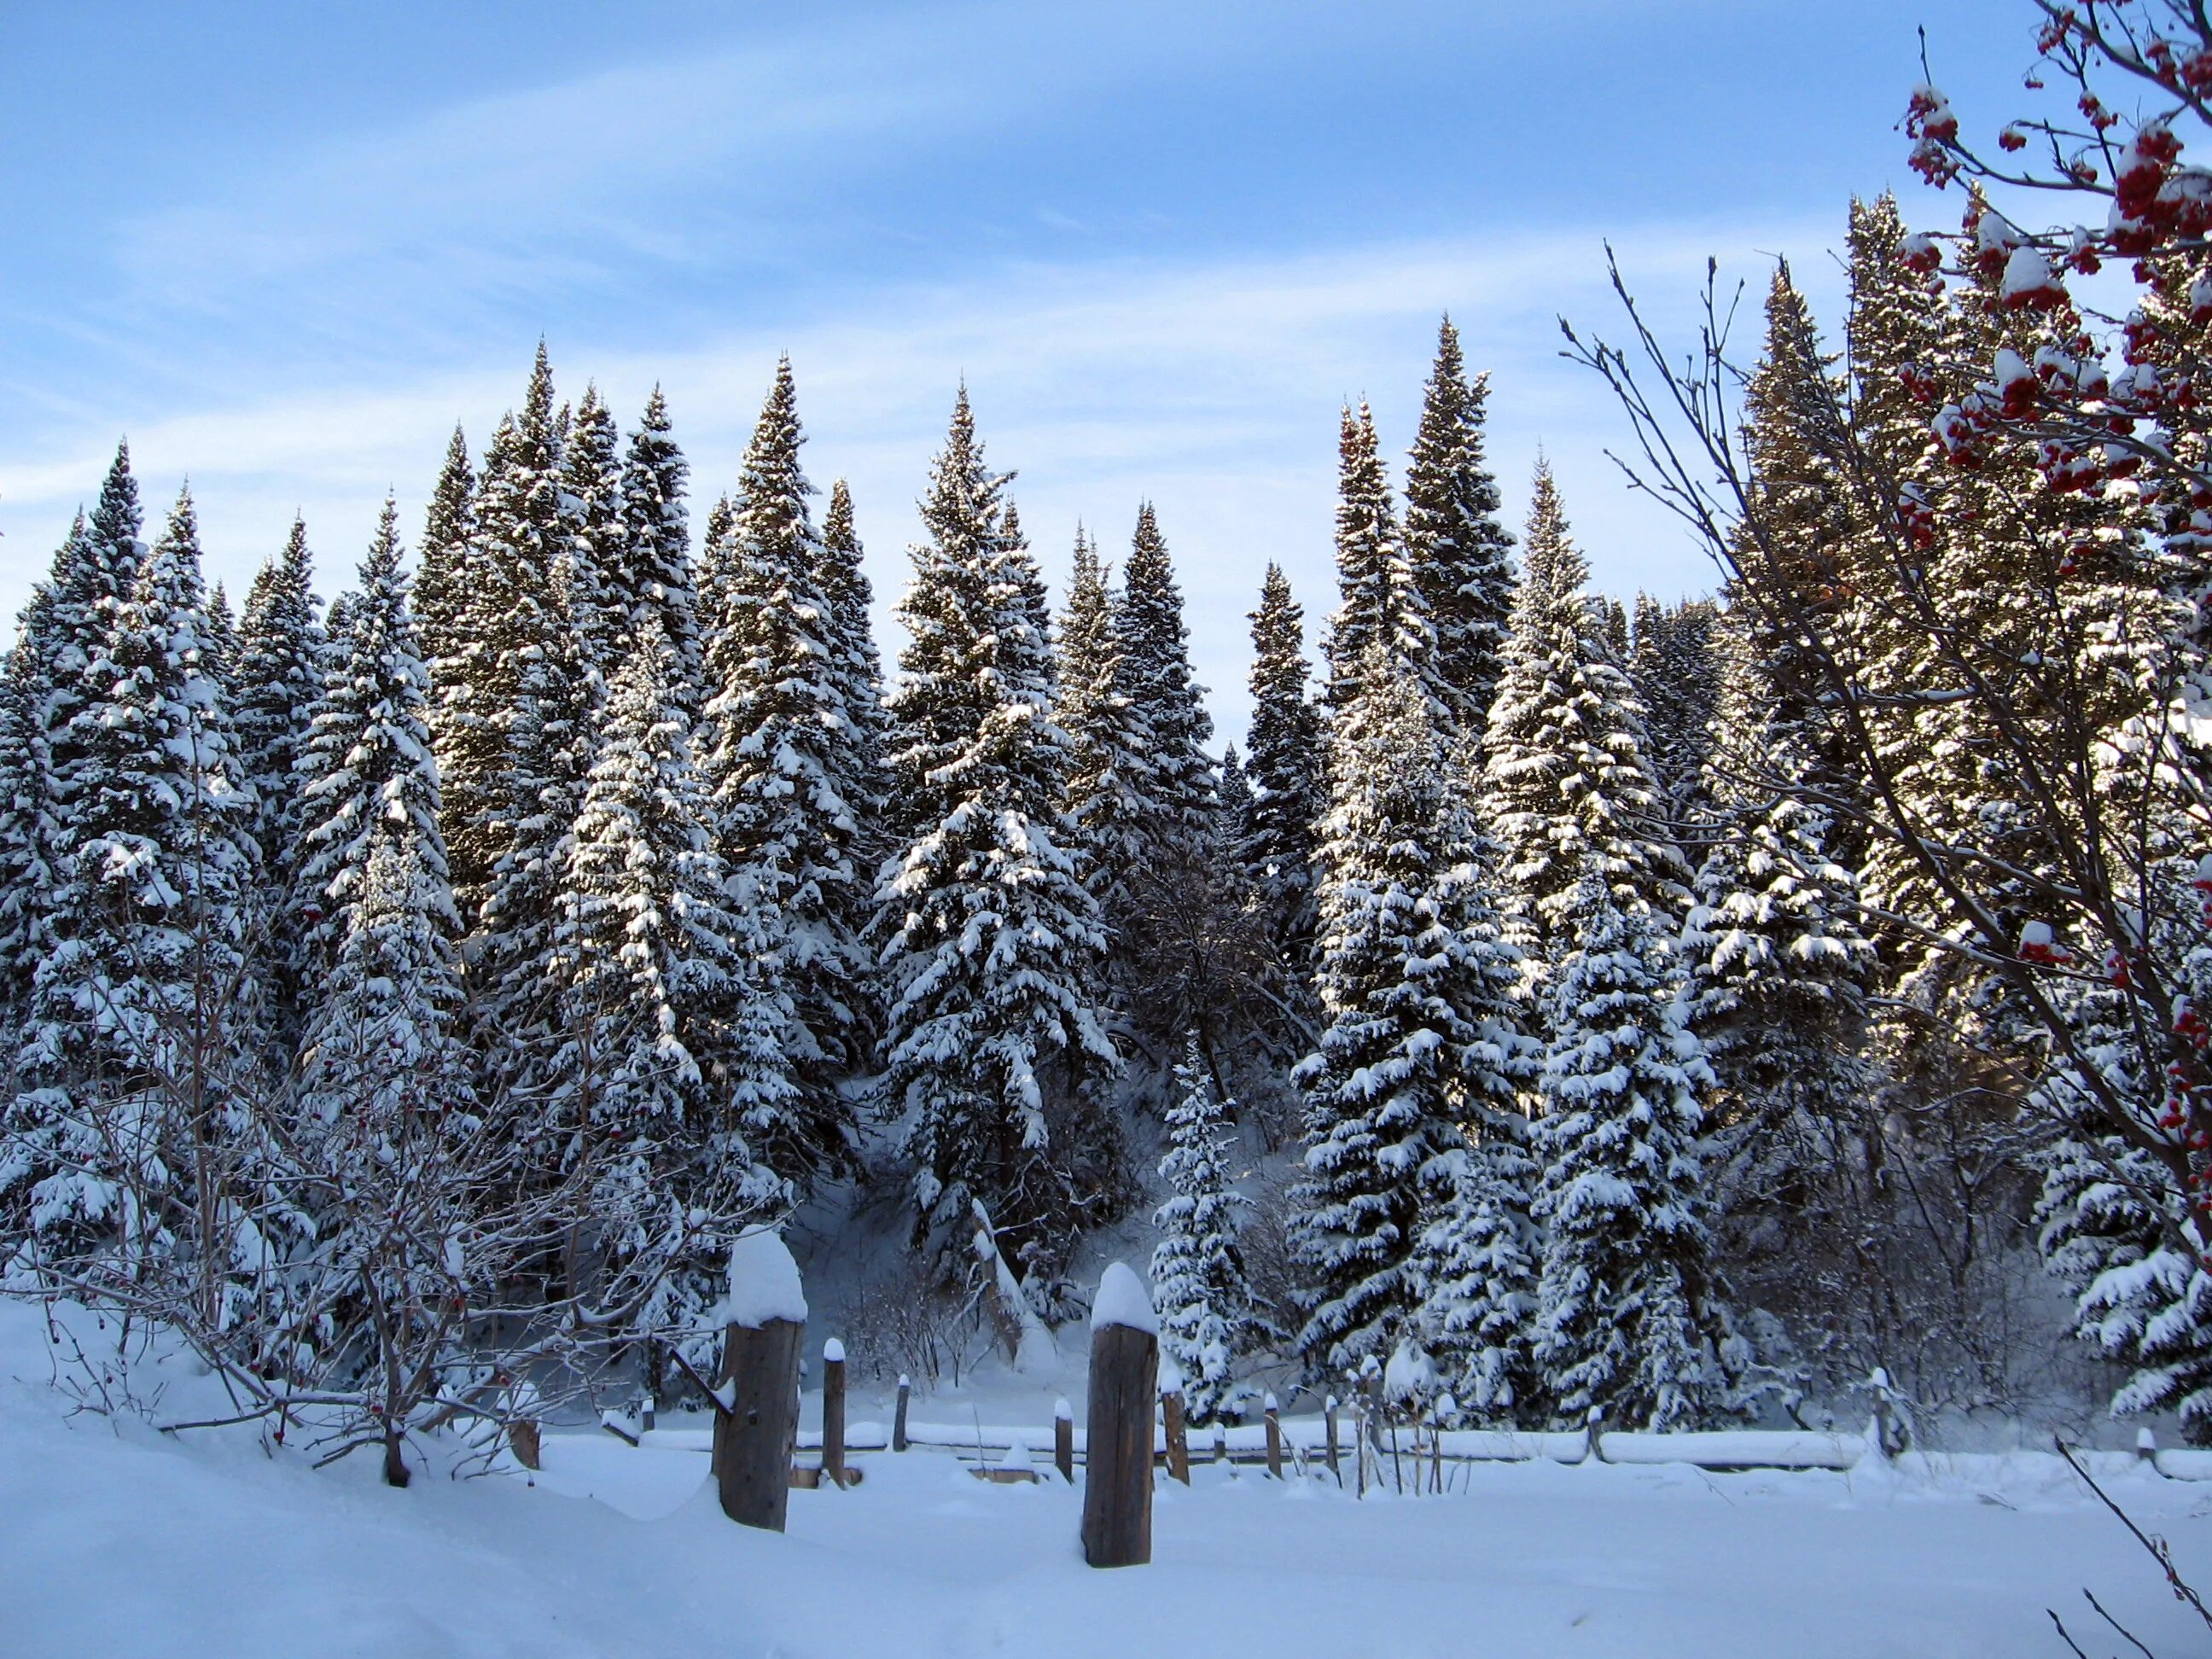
[[205, 581, 239, 691], [1292, 645, 1525, 1377], [560, 382, 627, 688], [1481, 463, 1684, 960], [1403, 316, 1516, 736], [5, 489, 259, 1256], [434, 343, 566, 908], [232, 516, 329, 1029], [1532, 864, 1732, 1431], [294, 826, 471, 1204], [874, 389, 1121, 1269], [698, 358, 864, 1184], [42, 448, 147, 825], [458, 346, 600, 1112], [414, 425, 475, 680], [1682, 616, 1878, 1208], [614, 387, 701, 706], [0, 587, 64, 1033], [1240, 564, 1324, 1010], [1150, 1033, 1260, 1423], [293, 501, 457, 997], [1115, 502, 1216, 847], [1324, 402, 1425, 708], [1630, 596, 1721, 825], [555, 620, 785, 1335], [1057, 527, 1149, 919]]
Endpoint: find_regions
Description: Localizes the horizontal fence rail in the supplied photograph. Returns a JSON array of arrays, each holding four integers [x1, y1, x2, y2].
[[569, 1412, 2212, 1481]]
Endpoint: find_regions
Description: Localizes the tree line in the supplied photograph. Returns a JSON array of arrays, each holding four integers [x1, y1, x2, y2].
[[10, 0, 2212, 1468]]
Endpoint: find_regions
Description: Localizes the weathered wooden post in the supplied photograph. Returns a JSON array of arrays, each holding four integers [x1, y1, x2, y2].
[[1054, 1397, 1075, 1483], [821, 1337, 848, 1489], [1586, 1406, 1606, 1465], [640, 1394, 655, 1434], [1081, 1262, 1158, 1569], [1324, 1394, 1341, 1485], [893, 1375, 911, 1452], [1264, 1392, 1283, 1479], [1161, 1385, 1190, 1484], [710, 1229, 807, 1533]]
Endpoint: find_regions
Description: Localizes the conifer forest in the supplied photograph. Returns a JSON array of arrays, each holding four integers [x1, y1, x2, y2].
[[9, 3, 2212, 1653]]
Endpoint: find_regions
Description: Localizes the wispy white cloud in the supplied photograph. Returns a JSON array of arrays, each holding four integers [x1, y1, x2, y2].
[[0, 211, 1842, 738]]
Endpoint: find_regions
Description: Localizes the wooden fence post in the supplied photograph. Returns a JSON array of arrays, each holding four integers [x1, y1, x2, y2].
[[1055, 1397, 1075, 1483], [821, 1338, 848, 1489], [1081, 1263, 1158, 1569], [1586, 1406, 1606, 1464], [713, 1317, 804, 1530], [1264, 1392, 1283, 1479], [708, 1228, 809, 1533], [640, 1394, 655, 1434], [1324, 1394, 1341, 1485], [893, 1375, 911, 1452], [1161, 1386, 1190, 1484]]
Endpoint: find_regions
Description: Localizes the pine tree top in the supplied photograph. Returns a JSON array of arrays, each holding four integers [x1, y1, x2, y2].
[[1405, 314, 1516, 735]]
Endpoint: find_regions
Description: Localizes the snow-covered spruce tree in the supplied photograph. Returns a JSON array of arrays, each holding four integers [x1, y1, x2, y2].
[[289, 821, 478, 1487], [231, 515, 328, 1034], [1150, 1033, 1260, 1423], [698, 357, 864, 1185], [554, 620, 785, 1349], [1324, 401, 1428, 710], [1683, 614, 1878, 1218], [560, 382, 628, 689], [1481, 463, 1685, 962], [1532, 862, 1735, 1432], [43, 447, 146, 819], [817, 476, 888, 824], [874, 388, 1122, 1272], [1732, 261, 1863, 779], [814, 476, 890, 1045], [1240, 563, 1324, 1016], [433, 343, 566, 910], [457, 346, 602, 1113], [1291, 643, 1527, 1380], [1116, 503, 1216, 851], [1103, 504, 1248, 1054], [0, 585, 66, 1035], [695, 492, 739, 655], [1404, 315, 1516, 737], [1629, 596, 1720, 828], [614, 387, 702, 709], [413, 425, 475, 684], [205, 582, 238, 693], [291, 499, 457, 1000], [1057, 526, 1150, 924], [4, 487, 260, 1266]]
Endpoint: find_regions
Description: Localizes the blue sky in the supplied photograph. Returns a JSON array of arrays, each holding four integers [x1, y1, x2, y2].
[[0, 0, 2032, 738]]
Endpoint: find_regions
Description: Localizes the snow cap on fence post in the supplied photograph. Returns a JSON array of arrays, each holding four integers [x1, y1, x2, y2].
[[717, 1227, 808, 1329], [1091, 1260, 1160, 1335]]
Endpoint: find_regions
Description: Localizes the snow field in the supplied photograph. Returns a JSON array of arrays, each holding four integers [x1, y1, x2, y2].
[[6, 1299, 2209, 1659]]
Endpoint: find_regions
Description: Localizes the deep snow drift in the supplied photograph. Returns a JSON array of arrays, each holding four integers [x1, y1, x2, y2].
[[3, 1298, 2207, 1658]]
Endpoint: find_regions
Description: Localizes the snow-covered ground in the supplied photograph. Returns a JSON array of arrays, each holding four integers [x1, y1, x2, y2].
[[3, 1298, 2207, 1658]]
